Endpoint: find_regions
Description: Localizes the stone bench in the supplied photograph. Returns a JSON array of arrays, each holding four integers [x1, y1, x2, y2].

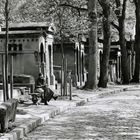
[[0, 99, 18, 132], [13, 83, 35, 93]]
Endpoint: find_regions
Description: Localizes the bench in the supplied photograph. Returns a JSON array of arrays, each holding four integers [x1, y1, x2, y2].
[[14, 86, 29, 95], [13, 83, 35, 93], [13, 86, 30, 103], [0, 99, 18, 132]]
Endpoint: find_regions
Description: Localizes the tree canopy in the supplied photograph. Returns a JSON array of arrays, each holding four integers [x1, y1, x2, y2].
[[0, 0, 137, 89]]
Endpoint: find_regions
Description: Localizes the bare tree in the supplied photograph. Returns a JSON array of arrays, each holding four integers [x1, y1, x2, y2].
[[85, 0, 98, 89], [114, 0, 130, 84], [131, 0, 140, 82], [4, 0, 9, 100], [98, 0, 111, 88]]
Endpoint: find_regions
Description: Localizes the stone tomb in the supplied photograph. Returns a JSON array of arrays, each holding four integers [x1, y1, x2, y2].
[[0, 22, 56, 89]]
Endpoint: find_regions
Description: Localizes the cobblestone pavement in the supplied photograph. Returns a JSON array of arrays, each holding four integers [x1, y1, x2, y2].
[[23, 86, 140, 140]]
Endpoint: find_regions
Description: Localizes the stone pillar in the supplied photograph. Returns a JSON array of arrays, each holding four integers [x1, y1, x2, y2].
[[81, 46, 85, 86], [132, 52, 135, 76], [117, 51, 121, 82], [128, 51, 132, 79], [75, 43, 79, 86], [81, 52, 84, 82], [74, 47, 77, 87], [79, 42, 82, 86], [45, 40, 50, 86], [49, 44, 55, 89], [116, 56, 119, 80]]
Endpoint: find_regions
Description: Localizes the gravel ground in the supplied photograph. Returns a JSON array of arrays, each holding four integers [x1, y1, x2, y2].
[[23, 87, 140, 140]]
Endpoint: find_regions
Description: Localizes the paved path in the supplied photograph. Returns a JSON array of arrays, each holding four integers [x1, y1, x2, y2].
[[23, 86, 140, 140]]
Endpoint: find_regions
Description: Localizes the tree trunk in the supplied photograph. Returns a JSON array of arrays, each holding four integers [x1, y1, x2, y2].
[[5, 0, 9, 100], [98, 0, 111, 88], [131, 0, 140, 82], [86, 0, 98, 89], [119, 17, 130, 84], [116, 0, 130, 84]]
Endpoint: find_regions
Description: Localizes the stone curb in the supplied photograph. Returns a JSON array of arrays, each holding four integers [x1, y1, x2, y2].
[[0, 85, 138, 140], [0, 101, 86, 140], [98, 85, 139, 98]]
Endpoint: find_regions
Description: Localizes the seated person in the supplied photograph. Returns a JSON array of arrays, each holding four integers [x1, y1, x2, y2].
[[35, 73, 58, 105]]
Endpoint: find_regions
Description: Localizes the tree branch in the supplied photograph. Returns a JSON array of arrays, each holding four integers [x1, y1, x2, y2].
[[111, 21, 120, 31], [59, 3, 87, 16], [59, 3, 87, 11], [115, 0, 121, 7]]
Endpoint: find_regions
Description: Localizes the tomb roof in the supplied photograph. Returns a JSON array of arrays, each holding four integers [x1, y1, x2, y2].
[[0, 30, 47, 38], [1, 22, 55, 33], [8, 22, 49, 28]]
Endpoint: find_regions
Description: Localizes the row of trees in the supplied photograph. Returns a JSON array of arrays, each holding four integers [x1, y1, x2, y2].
[[0, 0, 139, 94]]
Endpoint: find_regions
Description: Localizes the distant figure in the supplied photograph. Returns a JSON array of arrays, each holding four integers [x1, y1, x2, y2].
[[35, 73, 58, 105]]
